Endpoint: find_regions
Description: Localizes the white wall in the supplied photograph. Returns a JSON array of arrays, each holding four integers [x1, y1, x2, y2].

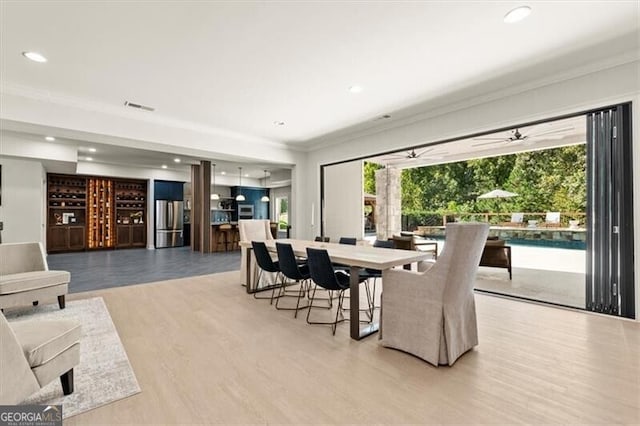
[[0, 157, 45, 245], [322, 160, 363, 241], [298, 60, 640, 319]]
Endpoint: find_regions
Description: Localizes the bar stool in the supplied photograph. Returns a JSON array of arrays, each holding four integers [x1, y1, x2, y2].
[[218, 224, 233, 251]]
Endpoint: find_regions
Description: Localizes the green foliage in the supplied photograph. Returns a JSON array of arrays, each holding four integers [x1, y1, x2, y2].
[[279, 198, 288, 214], [363, 162, 383, 195], [400, 144, 586, 217]]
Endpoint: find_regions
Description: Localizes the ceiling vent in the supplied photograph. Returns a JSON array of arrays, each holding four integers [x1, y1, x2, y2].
[[124, 101, 155, 112]]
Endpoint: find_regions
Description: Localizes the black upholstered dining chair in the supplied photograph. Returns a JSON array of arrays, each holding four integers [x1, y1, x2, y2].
[[338, 237, 357, 245], [251, 241, 283, 304], [305, 248, 367, 335], [275, 242, 310, 317], [314, 236, 330, 242], [362, 239, 394, 318]]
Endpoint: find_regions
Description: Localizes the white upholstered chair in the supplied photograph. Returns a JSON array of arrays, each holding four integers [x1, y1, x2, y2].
[[0, 242, 70, 310], [380, 223, 489, 366], [0, 311, 81, 404], [238, 220, 275, 288]]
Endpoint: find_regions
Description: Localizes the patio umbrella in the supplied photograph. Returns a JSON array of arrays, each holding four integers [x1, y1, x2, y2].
[[477, 189, 518, 199]]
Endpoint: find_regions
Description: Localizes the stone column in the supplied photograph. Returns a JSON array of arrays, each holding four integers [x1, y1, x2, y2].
[[375, 167, 402, 240]]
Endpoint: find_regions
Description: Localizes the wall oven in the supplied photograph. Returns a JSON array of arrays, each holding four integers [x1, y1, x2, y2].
[[238, 204, 254, 220]]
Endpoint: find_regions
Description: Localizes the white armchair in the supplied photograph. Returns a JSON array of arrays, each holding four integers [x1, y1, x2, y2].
[[380, 223, 489, 366], [237, 220, 274, 288], [0, 311, 80, 404]]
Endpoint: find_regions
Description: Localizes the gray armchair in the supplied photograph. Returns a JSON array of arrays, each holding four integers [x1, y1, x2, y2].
[[380, 223, 489, 366], [0, 311, 81, 404]]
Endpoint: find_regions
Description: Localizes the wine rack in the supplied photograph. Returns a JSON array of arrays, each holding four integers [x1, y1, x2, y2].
[[47, 175, 87, 252], [47, 173, 147, 252], [88, 178, 113, 249], [115, 180, 147, 248]]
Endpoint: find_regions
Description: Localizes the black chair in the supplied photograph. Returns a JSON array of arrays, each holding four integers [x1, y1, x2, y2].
[[333, 237, 357, 270], [338, 237, 356, 245], [305, 248, 368, 335], [275, 242, 310, 317], [314, 236, 330, 242], [362, 239, 394, 318], [251, 241, 283, 304]]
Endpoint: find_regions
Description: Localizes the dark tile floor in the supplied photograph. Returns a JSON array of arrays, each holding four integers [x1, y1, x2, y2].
[[48, 247, 241, 293]]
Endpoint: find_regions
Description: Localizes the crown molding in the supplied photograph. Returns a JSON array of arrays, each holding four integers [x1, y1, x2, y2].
[[299, 49, 640, 153]]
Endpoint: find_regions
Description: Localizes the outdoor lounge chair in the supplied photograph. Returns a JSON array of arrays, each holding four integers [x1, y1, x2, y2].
[[500, 212, 524, 227], [544, 212, 561, 228]]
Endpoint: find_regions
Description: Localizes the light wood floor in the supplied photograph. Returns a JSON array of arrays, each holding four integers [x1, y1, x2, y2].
[[66, 271, 640, 424]]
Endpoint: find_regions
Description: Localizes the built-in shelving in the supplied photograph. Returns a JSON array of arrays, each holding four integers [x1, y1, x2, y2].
[[115, 179, 147, 248], [47, 174, 88, 252], [46, 173, 148, 253]]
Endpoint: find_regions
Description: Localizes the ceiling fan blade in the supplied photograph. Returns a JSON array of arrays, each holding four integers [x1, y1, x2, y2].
[[472, 140, 507, 147], [414, 147, 435, 157], [527, 126, 574, 138], [472, 137, 508, 141]]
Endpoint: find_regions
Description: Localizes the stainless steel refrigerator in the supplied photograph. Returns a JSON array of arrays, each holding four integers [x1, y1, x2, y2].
[[155, 200, 184, 248]]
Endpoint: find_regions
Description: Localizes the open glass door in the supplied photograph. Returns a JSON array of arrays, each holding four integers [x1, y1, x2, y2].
[[276, 196, 288, 238], [586, 103, 635, 318]]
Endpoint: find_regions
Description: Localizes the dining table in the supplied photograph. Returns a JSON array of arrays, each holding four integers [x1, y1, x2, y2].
[[239, 239, 432, 340]]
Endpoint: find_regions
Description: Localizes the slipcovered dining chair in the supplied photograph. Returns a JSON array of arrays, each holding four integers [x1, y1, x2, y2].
[[238, 220, 274, 289], [380, 223, 489, 366]]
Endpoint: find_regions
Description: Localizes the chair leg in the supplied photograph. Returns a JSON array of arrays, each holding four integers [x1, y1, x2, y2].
[[58, 295, 66, 309], [60, 369, 74, 395]]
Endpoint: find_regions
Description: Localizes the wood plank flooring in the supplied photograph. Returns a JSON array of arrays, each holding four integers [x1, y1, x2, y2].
[[65, 271, 640, 424]]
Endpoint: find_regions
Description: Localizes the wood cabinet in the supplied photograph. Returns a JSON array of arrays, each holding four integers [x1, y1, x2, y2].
[[46, 174, 148, 253], [48, 226, 86, 252], [116, 224, 146, 248]]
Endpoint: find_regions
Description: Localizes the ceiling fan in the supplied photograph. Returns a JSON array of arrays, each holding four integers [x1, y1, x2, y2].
[[385, 147, 445, 161], [471, 125, 574, 148]]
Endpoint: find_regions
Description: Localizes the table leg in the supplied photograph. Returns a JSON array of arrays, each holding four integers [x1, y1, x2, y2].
[[244, 247, 253, 293], [349, 265, 379, 340]]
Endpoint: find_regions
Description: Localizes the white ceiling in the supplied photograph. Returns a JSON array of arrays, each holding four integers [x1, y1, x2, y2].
[[1, 1, 638, 149], [368, 115, 586, 168]]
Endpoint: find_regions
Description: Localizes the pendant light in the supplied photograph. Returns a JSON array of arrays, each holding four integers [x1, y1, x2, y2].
[[210, 163, 220, 201], [235, 167, 246, 201], [261, 170, 270, 202]]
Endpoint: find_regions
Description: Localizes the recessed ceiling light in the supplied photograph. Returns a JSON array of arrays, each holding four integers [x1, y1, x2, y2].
[[161, 164, 168, 169], [85, 157, 93, 161], [88, 147, 97, 153], [273, 121, 285, 126], [45, 136, 55, 142], [22, 51, 47, 63], [174, 158, 181, 163], [349, 85, 363, 93], [244, 173, 249, 177], [504, 6, 531, 23], [221, 171, 226, 175]]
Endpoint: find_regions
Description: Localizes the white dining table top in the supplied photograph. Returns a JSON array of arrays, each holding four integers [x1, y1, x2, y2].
[[240, 238, 430, 270]]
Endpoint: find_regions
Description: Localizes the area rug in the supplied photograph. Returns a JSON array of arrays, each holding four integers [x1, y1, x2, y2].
[[5, 297, 141, 418]]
